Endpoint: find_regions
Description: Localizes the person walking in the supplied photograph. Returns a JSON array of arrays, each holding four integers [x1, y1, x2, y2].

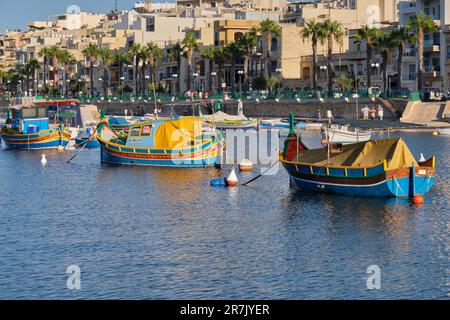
[[377, 105, 384, 120]]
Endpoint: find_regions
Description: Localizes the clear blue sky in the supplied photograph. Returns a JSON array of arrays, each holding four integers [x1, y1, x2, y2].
[[0, 0, 153, 33]]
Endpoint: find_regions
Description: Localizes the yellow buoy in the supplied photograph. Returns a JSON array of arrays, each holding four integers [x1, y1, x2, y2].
[[432, 130, 439, 136]]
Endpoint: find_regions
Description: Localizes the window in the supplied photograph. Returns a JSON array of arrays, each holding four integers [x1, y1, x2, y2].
[[37, 107, 46, 117], [141, 126, 151, 136], [130, 128, 140, 136], [447, 46, 450, 59], [271, 38, 278, 51], [22, 108, 37, 118]]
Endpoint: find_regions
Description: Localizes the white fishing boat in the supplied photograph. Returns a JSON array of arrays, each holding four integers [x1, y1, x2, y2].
[[322, 124, 372, 144]]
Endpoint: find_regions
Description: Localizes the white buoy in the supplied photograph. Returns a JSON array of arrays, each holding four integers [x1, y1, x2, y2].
[[239, 159, 253, 172], [41, 154, 47, 166], [226, 168, 238, 187], [419, 153, 426, 162]]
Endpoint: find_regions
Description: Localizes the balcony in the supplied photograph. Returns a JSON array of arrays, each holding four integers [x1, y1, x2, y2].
[[424, 39, 440, 52], [423, 65, 441, 78]]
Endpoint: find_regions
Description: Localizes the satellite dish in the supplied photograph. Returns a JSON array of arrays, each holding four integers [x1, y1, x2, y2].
[[66, 5, 81, 14]]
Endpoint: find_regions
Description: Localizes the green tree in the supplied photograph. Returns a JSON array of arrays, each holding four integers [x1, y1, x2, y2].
[[113, 51, 130, 93], [143, 42, 162, 95], [225, 42, 242, 91], [99, 48, 113, 96], [24, 59, 41, 95], [336, 73, 354, 92], [37, 47, 52, 91], [375, 32, 395, 94], [57, 50, 76, 96], [82, 43, 99, 96], [258, 19, 281, 77], [391, 26, 415, 90], [181, 32, 199, 91], [322, 19, 344, 92], [166, 42, 183, 93], [201, 48, 216, 93], [407, 12, 438, 92], [354, 25, 381, 89], [236, 30, 257, 85], [128, 43, 142, 95], [300, 19, 326, 89]]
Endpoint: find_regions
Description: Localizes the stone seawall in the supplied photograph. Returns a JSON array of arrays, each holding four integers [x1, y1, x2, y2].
[[1, 98, 399, 119]]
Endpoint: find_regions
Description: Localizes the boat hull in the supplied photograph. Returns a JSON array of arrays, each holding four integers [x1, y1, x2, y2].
[[284, 163, 435, 197], [75, 138, 100, 149], [323, 127, 372, 144], [0, 128, 71, 150], [99, 140, 222, 167]]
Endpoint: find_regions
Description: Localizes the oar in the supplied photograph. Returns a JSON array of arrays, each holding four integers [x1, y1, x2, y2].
[[241, 160, 279, 186], [66, 138, 90, 163]]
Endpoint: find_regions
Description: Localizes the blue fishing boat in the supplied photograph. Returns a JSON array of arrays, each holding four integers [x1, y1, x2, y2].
[[97, 117, 223, 167], [280, 114, 436, 197], [0, 101, 71, 150]]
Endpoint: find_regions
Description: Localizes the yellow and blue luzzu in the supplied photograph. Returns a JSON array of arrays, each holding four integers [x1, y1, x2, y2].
[[0, 103, 71, 150], [280, 113, 436, 198], [97, 117, 224, 167]]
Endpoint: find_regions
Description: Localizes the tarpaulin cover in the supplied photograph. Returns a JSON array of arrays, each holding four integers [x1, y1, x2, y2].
[[154, 117, 203, 149], [293, 138, 418, 169]]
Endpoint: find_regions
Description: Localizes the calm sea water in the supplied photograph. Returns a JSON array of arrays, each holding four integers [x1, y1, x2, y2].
[[0, 131, 448, 299]]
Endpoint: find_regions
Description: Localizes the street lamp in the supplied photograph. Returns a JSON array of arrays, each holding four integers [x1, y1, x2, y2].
[[275, 68, 282, 99], [172, 74, 178, 95], [144, 75, 150, 95], [120, 76, 125, 96], [211, 71, 217, 94], [237, 70, 244, 97], [78, 79, 82, 95], [192, 72, 199, 91]]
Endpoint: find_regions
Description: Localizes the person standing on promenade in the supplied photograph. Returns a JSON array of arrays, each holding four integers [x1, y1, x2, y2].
[[369, 107, 376, 120], [361, 105, 369, 120], [377, 105, 384, 120]]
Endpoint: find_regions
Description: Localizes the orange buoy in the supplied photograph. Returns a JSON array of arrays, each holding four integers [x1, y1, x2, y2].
[[412, 194, 424, 205], [321, 139, 328, 145], [239, 159, 253, 172], [226, 168, 238, 187]]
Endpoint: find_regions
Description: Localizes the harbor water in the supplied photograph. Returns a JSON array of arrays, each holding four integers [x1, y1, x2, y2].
[[0, 131, 448, 299]]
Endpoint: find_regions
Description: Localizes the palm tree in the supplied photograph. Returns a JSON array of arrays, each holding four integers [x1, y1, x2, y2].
[[300, 19, 326, 89], [354, 25, 380, 89], [48, 45, 62, 93], [391, 26, 415, 90], [57, 50, 75, 96], [181, 32, 199, 91], [37, 47, 52, 92], [201, 48, 216, 93], [113, 51, 130, 93], [82, 43, 99, 96], [375, 32, 395, 94], [322, 19, 343, 92], [236, 31, 257, 85], [213, 47, 230, 92], [166, 42, 183, 93], [258, 19, 281, 77], [128, 43, 142, 95], [225, 42, 242, 91], [407, 12, 438, 92], [99, 48, 113, 96], [24, 59, 41, 95], [143, 42, 162, 95]]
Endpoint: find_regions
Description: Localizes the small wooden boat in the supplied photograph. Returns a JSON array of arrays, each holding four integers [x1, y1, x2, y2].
[[203, 111, 257, 130], [75, 128, 99, 149], [97, 117, 223, 167], [259, 118, 290, 129], [0, 102, 71, 149], [280, 114, 436, 197], [322, 124, 372, 144]]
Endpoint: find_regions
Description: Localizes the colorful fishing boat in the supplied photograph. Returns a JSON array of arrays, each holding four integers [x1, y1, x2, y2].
[[280, 114, 436, 197], [97, 117, 223, 167], [0, 102, 71, 150], [259, 118, 290, 129]]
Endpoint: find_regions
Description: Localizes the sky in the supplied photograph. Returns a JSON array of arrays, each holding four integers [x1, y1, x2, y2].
[[0, 0, 164, 33]]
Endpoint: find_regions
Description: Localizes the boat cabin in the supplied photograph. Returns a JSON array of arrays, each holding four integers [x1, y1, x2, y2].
[[125, 123, 154, 147], [10, 104, 50, 134]]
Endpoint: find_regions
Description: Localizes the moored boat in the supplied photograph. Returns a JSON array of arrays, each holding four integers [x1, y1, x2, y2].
[[322, 124, 372, 144], [203, 111, 257, 130], [280, 114, 436, 197], [0, 102, 71, 150], [97, 117, 223, 167]]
